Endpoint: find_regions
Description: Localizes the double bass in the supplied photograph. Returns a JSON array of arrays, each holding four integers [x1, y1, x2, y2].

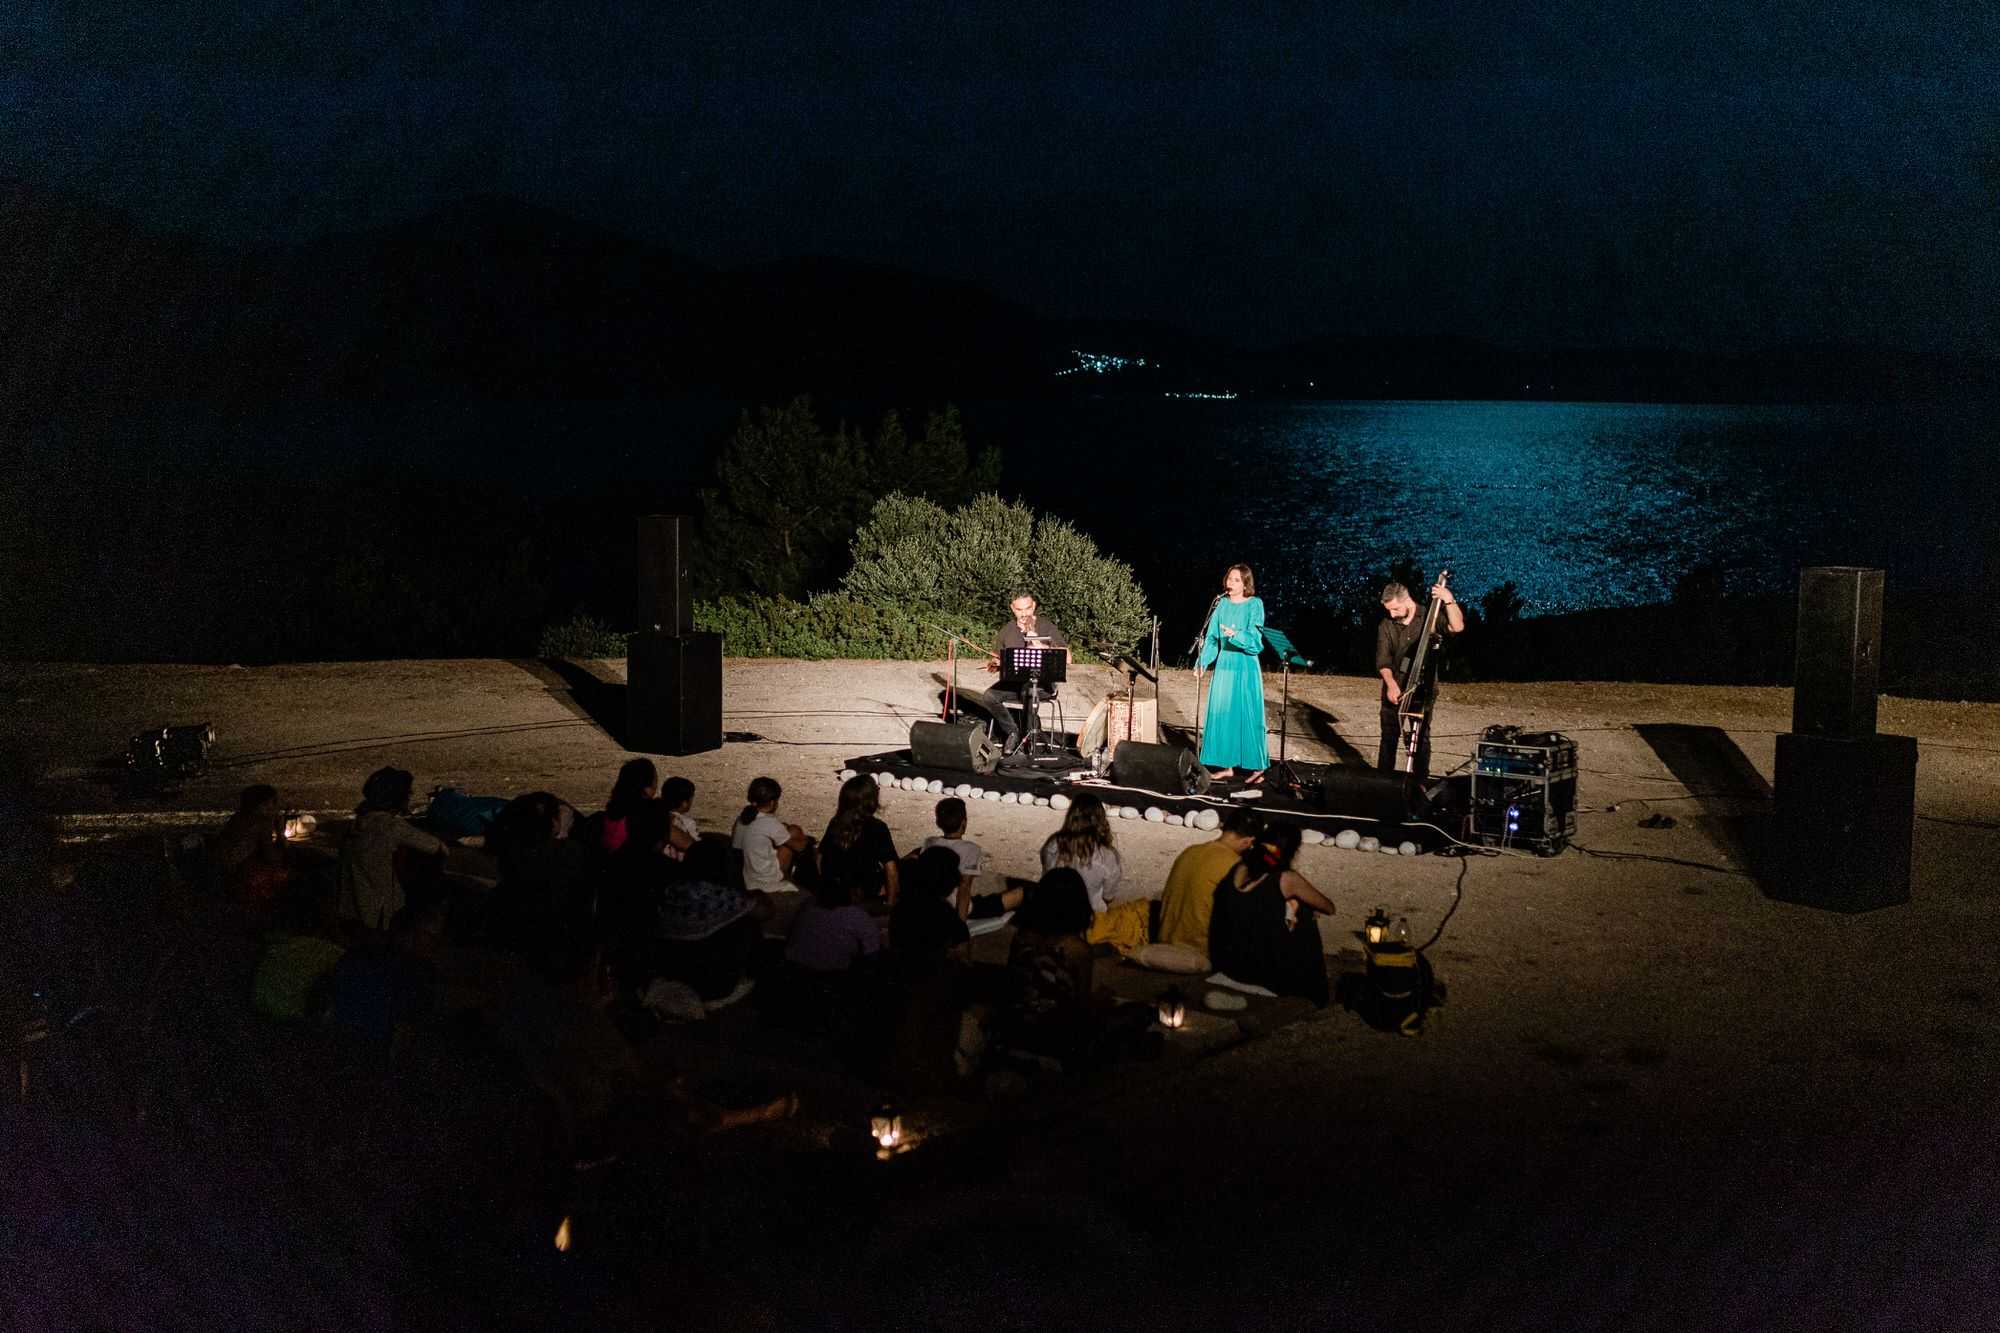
[[1395, 569, 1451, 774]]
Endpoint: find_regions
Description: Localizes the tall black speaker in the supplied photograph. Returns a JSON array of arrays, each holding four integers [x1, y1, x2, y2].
[[636, 514, 695, 636], [627, 630, 723, 755], [1793, 566, 1883, 739], [1771, 731, 1915, 912], [1110, 741, 1211, 795], [910, 720, 998, 774]]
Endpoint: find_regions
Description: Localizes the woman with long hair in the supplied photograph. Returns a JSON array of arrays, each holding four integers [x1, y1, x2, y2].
[[1196, 562, 1268, 783], [1038, 794, 1148, 956], [820, 774, 900, 905], [1208, 823, 1334, 1005]]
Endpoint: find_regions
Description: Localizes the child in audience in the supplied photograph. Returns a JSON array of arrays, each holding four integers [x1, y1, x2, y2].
[[1003, 867, 1158, 1069], [599, 758, 657, 854], [919, 797, 1025, 920], [732, 777, 808, 894], [660, 776, 699, 859], [786, 867, 884, 973], [1039, 794, 1148, 955], [215, 783, 292, 904], [820, 775, 900, 906]]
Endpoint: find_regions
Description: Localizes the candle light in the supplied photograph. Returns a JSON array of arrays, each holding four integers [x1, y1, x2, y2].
[[870, 1104, 903, 1150], [553, 1216, 572, 1252], [1157, 985, 1188, 1030], [1364, 907, 1392, 946]]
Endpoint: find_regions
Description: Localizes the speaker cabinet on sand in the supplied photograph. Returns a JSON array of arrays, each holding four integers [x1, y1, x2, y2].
[[1771, 732, 1915, 912], [636, 514, 696, 636], [1110, 741, 1210, 796], [1320, 765, 1413, 826], [909, 720, 998, 775], [627, 630, 723, 755], [1793, 566, 1883, 740]]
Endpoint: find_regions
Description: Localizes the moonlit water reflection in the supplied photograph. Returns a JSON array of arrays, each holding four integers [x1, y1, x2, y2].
[[993, 397, 1989, 643]]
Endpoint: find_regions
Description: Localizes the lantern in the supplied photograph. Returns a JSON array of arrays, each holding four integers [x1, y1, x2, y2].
[[1364, 908, 1392, 946], [1157, 986, 1188, 1030], [870, 1104, 903, 1150]]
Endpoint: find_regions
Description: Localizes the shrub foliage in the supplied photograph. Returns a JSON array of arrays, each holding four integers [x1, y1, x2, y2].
[[842, 493, 1152, 654]]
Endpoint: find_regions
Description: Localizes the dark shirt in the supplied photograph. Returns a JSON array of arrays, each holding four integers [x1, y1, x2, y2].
[[890, 891, 971, 958], [819, 816, 899, 897], [994, 617, 1068, 687], [1375, 604, 1454, 695]]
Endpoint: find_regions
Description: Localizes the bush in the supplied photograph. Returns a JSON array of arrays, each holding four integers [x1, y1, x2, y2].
[[693, 594, 986, 660], [537, 613, 628, 659], [841, 493, 1152, 653]]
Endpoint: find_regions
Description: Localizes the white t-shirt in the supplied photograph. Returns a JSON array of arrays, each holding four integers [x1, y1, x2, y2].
[[919, 834, 984, 880], [338, 810, 445, 929], [732, 811, 794, 893], [1039, 841, 1126, 913]]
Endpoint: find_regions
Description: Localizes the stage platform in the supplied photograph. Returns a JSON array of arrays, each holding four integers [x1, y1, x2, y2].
[[846, 734, 1462, 852]]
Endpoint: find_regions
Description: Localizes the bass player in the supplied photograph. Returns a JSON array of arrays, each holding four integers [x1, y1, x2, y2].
[[1375, 577, 1464, 779]]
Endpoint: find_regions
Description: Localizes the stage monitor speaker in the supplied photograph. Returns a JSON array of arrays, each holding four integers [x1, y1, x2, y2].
[[627, 630, 723, 755], [1793, 566, 1883, 739], [1770, 731, 1915, 912], [1111, 741, 1211, 796], [636, 514, 695, 636], [1321, 765, 1413, 826], [910, 720, 998, 775]]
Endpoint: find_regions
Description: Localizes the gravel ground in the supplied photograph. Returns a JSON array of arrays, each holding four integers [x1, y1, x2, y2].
[[4, 657, 1998, 1331]]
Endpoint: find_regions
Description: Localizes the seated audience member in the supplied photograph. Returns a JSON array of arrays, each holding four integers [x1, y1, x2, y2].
[[919, 797, 1025, 920], [786, 868, 884, 974], [487, 791, 592, 954], [659, 776, 699, 860], [1001, 868, 1155, 1068], [1157, 807, 1265, 953], [337, 767, 446, 932], [215, 783, 292, 904], [653, 830, 760, 1004], [732, 777, 810, 930], [598, 758, 658, 855], [889, 846, 973, 968], [1039, 795, 1146, 956], [820, 775, 900, 907], [1209, 824, 1335, 1006], [1004, 868, 1093, 1046], [494, 946, 796, 1170], [331, 903, 445, 1048]]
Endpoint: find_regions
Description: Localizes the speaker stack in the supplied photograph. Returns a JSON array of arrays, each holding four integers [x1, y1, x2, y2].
[[627, 515, 724, 755], [1772, 566, 1915, 911]]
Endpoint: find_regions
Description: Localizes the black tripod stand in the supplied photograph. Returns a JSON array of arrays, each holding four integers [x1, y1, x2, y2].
[[999, 645, 1068, 762], [1261, 625, 1312, 791]]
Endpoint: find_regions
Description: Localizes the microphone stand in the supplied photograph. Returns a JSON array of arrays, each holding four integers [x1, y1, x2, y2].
[[929, 625, 992, 724], [1189, 594, 1221, 756]]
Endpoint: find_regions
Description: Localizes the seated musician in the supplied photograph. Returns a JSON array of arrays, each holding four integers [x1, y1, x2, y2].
[[1375, 579, 1464, 779], [979, 592, 1069, 756]]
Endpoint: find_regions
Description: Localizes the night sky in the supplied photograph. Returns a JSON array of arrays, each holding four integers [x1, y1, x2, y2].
[[6, 1, 1997, 353]]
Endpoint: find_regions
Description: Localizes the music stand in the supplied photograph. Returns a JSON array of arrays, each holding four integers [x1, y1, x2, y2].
[[1000, 645, 1067, 759], [1260, 626, 1312, 790]]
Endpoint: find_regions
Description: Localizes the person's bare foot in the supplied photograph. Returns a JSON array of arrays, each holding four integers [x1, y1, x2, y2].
[[1211, 767, 1236, 780], [1244, 770, 1266, 785]]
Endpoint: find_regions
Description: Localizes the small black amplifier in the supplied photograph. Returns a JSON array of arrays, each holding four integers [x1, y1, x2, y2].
[[1469, 729, 1577, 854]]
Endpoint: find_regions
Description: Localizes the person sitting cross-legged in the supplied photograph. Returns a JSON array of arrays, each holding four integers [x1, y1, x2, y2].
[[1156, 806, 1265, 955], [1208, 823, 1335, 1006]]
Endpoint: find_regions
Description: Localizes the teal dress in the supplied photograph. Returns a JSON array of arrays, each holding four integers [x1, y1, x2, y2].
[[1197, 596, 1269, 771]]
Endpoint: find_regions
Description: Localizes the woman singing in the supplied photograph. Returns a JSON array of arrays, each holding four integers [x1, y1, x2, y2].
[[1197, 563, 1268, 782]]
